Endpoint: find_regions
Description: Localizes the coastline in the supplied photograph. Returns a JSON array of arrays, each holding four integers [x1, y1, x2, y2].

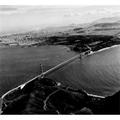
[[1, 44, 119, 99], [88, 44, 120, 56]]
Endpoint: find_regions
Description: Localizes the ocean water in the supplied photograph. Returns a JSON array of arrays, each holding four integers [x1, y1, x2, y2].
[[0, 45, 77, 97], [0, 45, 120, 97], [48, 45, 120, 97]]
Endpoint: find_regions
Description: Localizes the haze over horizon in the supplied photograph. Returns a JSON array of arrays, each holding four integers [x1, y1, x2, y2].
[[1, 5, 120, 35]]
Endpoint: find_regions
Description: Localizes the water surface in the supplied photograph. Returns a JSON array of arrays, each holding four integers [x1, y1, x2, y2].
[[48, 45, 120, 96], [0, 45, 120, 97], [0, 45, 76, 97]]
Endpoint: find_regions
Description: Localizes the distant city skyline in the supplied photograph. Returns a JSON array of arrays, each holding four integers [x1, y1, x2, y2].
[[0, 6, 120, 35]]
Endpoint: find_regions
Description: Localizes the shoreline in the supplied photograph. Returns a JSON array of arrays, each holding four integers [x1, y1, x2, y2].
[[78, 44, 120, 59], [1, 44, 119, 99], [90, 44, 120, 55]]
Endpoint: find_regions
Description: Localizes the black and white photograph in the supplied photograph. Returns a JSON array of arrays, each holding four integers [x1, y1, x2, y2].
[[0, 0, 120, 116]]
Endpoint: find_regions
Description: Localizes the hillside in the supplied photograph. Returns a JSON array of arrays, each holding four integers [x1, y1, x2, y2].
[[1, 77, 120, 114], [73, 17, 120, 35], [0, 17, 120, 51]]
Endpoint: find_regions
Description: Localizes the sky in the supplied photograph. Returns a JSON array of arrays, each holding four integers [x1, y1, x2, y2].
[[1, 6, 120, 35]]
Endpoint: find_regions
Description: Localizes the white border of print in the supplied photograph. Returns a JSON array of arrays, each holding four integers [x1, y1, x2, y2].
[[0, 0, 120, 5]]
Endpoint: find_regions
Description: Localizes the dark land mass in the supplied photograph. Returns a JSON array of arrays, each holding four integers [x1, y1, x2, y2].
[[1, 78, 120, 114], [47, 35, 120, 52]]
